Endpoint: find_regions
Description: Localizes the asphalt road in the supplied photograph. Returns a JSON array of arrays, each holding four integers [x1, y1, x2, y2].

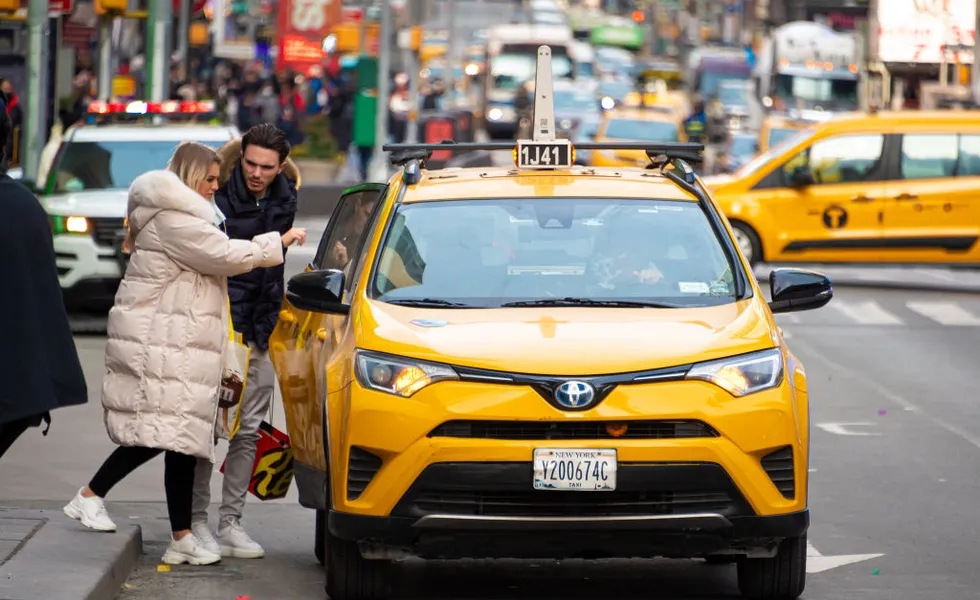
[[8, 239, 980, 598]]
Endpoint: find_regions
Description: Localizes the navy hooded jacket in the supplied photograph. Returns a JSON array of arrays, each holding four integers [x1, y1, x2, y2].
[[214, 151, 299, 351]]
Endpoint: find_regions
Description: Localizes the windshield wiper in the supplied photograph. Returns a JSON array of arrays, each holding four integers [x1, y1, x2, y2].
[[384, 298, 474, 308], [500, 297, 682, 308]]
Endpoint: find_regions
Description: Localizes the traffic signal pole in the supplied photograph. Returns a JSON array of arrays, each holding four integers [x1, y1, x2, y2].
[[367, 0, 392, 182], [146, 0, 172, 104], [98, 16, 113, 100], [22, 0, 49, 182]]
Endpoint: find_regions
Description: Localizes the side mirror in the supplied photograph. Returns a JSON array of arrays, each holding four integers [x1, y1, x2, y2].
[[768, 268, 833, 314], [788, 165, 814, 186], [285, 269, 349, 315]]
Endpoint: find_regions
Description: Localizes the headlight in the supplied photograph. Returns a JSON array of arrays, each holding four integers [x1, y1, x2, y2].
[[354, 350, 458, 397], [601, 96, 615, 110], [50, 215, 89, 234], [487, 107, 504, 122], [685, 348, 784, 397]]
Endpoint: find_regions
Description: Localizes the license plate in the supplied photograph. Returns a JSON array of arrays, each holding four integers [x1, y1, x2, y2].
[[516, 140, 573, 169], [533, 448, 617, 491]]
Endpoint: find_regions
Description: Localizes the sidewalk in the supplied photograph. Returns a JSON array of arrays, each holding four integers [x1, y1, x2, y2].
[[0, 507, 141, 600], [754, 263, 980, 294]]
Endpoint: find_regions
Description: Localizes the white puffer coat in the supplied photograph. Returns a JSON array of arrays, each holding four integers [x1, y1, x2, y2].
[[102, 169, 283, 460]]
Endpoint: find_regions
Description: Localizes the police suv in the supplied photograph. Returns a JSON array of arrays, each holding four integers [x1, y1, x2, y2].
[[41, 100, 239, 310]]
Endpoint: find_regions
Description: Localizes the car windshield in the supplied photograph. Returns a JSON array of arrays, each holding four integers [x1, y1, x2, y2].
[[49, 139, 227, 193], [371, 198, 738, 308], [730, 135, 757, 157], [492, 52, 574, 88], [555, 89, 599, 110], [599, 79, 633, 100], [718, 83, 749, 107], [768, 127, 799, 148], [736, 127, 815, 178], [605, 119, 678, 141]]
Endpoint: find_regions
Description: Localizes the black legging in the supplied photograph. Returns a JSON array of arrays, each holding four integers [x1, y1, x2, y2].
[[0, 413, 45, 459], [88, 446, 196, 532]]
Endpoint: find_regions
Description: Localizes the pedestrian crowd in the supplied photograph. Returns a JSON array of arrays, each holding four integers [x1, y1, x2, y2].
[[0, 85, 308, 564]]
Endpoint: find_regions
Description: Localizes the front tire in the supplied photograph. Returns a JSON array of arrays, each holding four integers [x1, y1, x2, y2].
[[315, 510, 326, 565], [324, 525, 391, 600], [736, 534, 807, 600]]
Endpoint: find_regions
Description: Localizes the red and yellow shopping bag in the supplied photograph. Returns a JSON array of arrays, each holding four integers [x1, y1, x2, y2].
[[220, 421, 295, 500]]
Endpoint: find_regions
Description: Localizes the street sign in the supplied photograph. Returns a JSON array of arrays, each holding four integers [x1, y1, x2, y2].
[[49, 0, 73, 14]]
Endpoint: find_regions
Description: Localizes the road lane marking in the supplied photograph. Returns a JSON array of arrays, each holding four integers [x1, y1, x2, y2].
[[806, 541, 884, 574], [906, 301, 980, 326], [828, 300, 902, 325], [792, 339, 980, 451], [816, 422, 881, 436]]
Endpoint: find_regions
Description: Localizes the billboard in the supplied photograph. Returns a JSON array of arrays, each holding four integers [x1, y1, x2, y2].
[[877, 0, 976, 64], [277, 0, 342, 72]]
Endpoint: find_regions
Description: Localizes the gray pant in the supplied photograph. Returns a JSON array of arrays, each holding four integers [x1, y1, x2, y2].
[[192, 345, 275, 528]]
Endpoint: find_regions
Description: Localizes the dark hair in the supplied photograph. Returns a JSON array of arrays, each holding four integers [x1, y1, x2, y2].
[[241, 122, 290, 163]]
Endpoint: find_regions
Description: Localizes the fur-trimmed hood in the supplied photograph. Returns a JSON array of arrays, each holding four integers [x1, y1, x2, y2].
[[215, 138, 302, 190], [127, 170, 222, 239]]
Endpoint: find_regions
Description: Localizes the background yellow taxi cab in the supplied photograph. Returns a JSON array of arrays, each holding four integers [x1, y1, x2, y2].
[[704, 110, 980, 266], [591, 107, 687, 167]]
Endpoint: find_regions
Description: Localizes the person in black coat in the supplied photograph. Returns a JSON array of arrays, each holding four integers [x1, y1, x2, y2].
[[0, 90, 88, 459], [190, 124, 306, 558]]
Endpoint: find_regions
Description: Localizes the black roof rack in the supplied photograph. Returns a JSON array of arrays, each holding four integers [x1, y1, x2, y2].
[[383, 141, 704, 165]]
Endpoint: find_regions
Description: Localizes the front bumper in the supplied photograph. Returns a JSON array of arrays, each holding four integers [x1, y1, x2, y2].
[[54, 233, 124, 308], [323, 373, 808, 559]]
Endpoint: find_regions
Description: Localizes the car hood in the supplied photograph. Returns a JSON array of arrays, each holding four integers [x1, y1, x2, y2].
[[42, 189, 129, 218], [701, 174, 738, 191], [356, 296, 777, 376]]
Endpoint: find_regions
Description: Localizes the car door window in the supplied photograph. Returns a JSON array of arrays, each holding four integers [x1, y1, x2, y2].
[[781, 134, 885, 185], [900, 134, 957, 179], [313, 188, 384, 284], [957, 135, 980, 176]]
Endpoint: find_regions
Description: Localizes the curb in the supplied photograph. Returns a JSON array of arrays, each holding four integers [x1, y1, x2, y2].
[[0, 514, 142, 600]]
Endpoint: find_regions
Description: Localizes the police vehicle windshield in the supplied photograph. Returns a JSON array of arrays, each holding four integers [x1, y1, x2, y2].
[[370, 197, 737, 308], [50, 140, 226, 193]]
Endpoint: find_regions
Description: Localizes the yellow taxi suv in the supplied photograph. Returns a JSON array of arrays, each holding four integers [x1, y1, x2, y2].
[[704, 109, 980, 266], [590, 107, 687, 168], [270, 47, 833, 600]]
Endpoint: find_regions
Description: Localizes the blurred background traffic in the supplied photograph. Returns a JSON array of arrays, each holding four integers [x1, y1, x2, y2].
[[4, 0, 971, 186]]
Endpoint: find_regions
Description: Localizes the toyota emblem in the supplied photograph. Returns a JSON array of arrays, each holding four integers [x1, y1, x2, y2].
[[553, 380, 596, 409]]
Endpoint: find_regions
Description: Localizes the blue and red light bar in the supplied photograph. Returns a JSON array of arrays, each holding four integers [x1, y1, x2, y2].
[[87, 100, 217, 115]]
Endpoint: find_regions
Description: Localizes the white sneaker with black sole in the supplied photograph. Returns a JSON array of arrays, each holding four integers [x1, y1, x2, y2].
[[63, 487, 117, 532], [191, 521, 220, 554], [217, 520, 265, 559], [161, 534, 222, 565]]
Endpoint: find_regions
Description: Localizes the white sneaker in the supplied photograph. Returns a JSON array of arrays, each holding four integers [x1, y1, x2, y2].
[[217, 520, 265, 559], [161, 533, 222, 566], [63, 487, 117, 532], [191, 521, 220, 554]]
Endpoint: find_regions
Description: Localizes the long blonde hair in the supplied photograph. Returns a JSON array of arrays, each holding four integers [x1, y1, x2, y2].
[[122, 141, 220, 253], [168, 141, 220, 190]]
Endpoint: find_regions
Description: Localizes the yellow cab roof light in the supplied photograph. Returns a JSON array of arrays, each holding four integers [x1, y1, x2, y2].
[[383, 45, 706, 189]]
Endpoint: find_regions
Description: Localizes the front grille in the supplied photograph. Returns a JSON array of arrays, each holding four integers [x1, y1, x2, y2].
[[428, 420, 718, 440], [392, 462, 754, 519], [90, 217, 126, 248], [410, 490, 736, 518], [347, 447, 383, 501], [761, 446, 795, 499]]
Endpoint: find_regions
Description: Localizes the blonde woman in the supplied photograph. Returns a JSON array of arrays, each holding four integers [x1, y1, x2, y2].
[[63, 142, 306, 566]]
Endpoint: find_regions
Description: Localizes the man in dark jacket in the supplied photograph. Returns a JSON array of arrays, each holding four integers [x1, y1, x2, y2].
[[0, 90, 88, 459], [191, 123, 305, 559]]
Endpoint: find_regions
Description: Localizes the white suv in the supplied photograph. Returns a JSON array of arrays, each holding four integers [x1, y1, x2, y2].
[[41, 113, 239, 310]]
